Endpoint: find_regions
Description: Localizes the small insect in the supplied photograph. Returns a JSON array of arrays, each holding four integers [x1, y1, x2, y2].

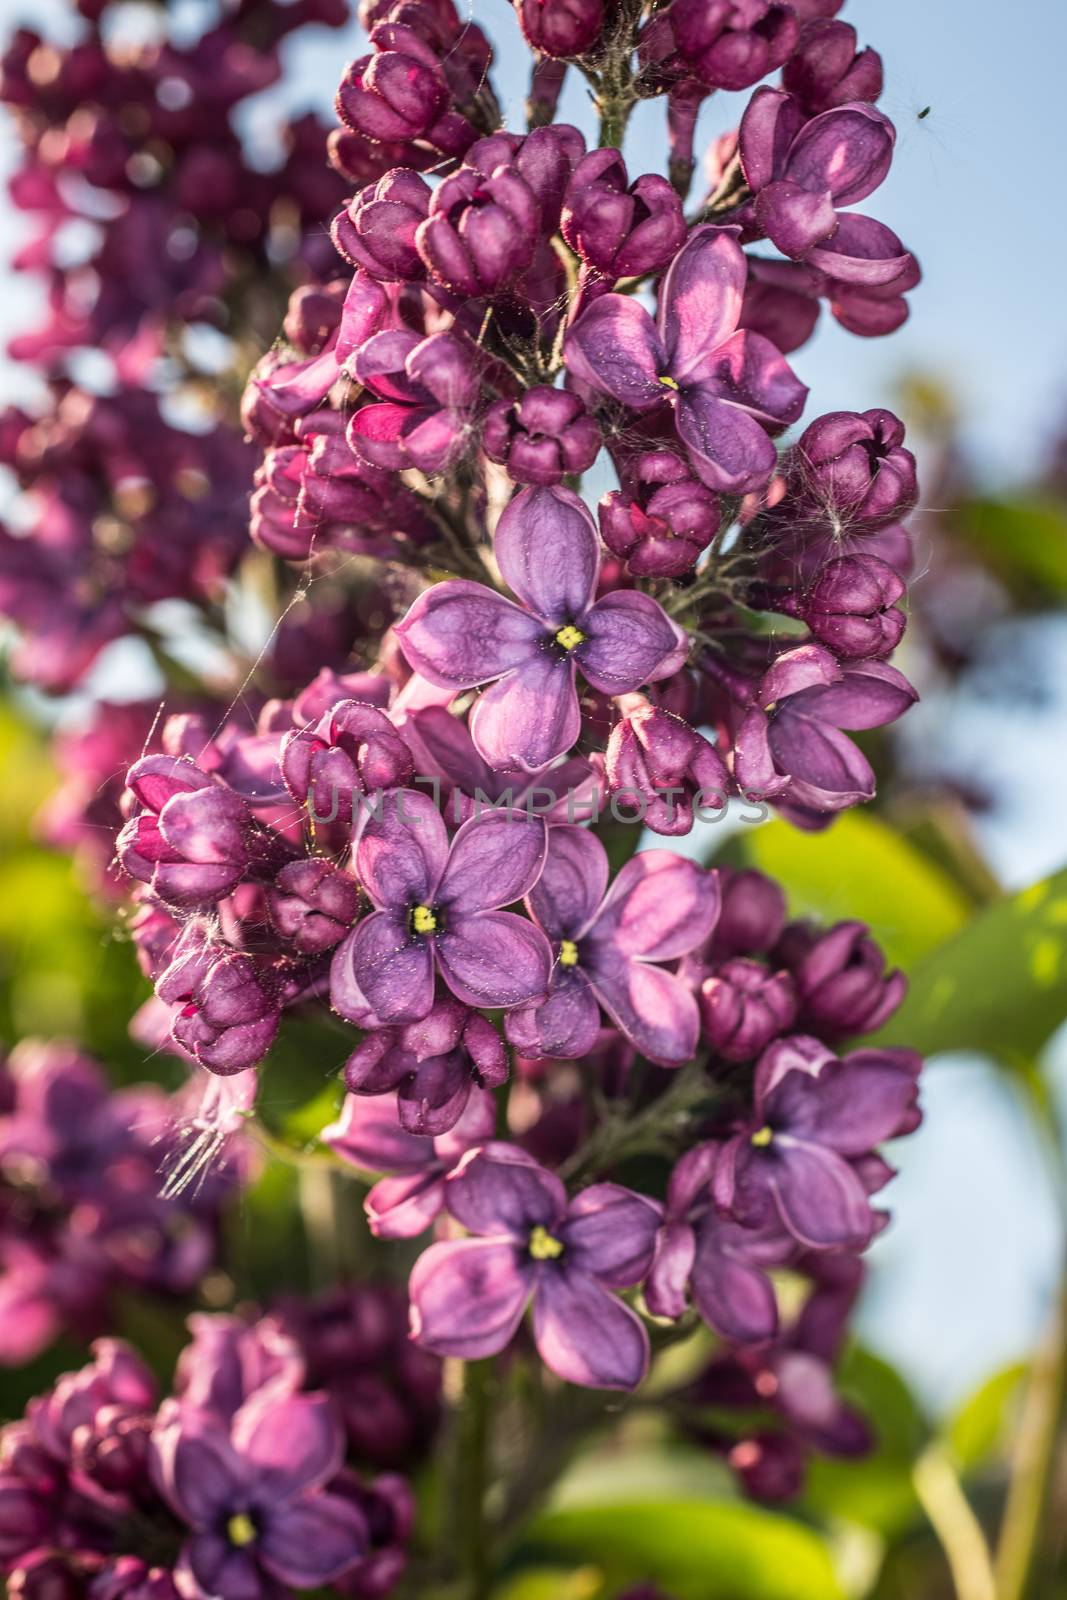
[[917, 105, 932, 119]]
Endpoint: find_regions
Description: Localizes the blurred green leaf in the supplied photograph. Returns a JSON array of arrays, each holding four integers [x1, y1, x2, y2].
[[492, 1571, 603, 1600], [734, 812, 971, 968], [945, 1362, 1026, 1473], [526, 1500, 844, 1599], [874, 868, 1067, 1058], [958, 498, 1067, 598]]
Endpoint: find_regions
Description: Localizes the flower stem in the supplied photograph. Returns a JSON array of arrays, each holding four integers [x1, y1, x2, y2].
[[453, 1358, 493, 1599], [912, 1443, 997, 1600]]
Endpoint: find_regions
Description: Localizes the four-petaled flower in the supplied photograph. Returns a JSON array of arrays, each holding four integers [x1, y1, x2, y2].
[[395, 486, 689, 771], [565, 226, 807, 493], [409, 1143, 661, 1389], [330, 788, 552, 1027], [505, 824, 720, 1065]]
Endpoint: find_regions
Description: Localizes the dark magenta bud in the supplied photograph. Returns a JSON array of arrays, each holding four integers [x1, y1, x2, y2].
[[335, 24, 473, 157], [782, 20, 883, 115], [787, 554, 906, 659], [416, 162, 540, 295], [269, 858, 363, 955], [712, 867, 788, 958], [605, 697, 729, 836], [344, 998, 507, 1135], [118, 757, 252, 908], [665, 0, 799, 92], [793, 409, 918, 528], [599, 450, 719, 578], [483, 387, 600, 486], [699, 957, 797, 1061], [514, 0, 605, 59], [332, 168, 431, 282], [282, 700, 413, 827], [467, 125, 585, 235], [562, 150, 687, 279], [775, 918, 906, 1038]]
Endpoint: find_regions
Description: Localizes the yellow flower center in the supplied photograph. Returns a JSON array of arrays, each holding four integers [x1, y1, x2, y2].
[[528, 1224, 565, 1261], [658, 373, 680, 391], [750, 1125, 774, 1148], [554, 624, 586, 651], [227, 1513, 257, 1548], [411, 904, 438, 935], [558, 939, 580, 968]]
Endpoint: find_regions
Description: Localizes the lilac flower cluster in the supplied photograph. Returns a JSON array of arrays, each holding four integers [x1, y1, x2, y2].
[[324, 861, 920, 1408], [0, 0, 350, 692], [0, 1301, 425, 1599], [0, 1040, 239, 1367]]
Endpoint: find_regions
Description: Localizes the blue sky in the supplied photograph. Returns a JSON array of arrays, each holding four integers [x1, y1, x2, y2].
[[1, 0, 1066, 1411]]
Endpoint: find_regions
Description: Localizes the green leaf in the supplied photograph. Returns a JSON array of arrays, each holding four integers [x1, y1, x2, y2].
[[526, 1500, 844, 1599], [945, 1363, 1027, 1473], [492, 1571, 604, 1600], [958, 498, 1067, 598], [734, 812, 971, 968], [874, 868, 1067, 1058]]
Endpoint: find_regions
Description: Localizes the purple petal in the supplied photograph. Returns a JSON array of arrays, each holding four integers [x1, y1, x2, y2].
[[787, 659, 917, 730], [347, 402, 415, 470], [755, 180, 838, 259], [675, 387, 778, 494], [770, 1139, 875, 1249], [504, 967, 601, 1059], [334, 270, 389, 368], [526, 823, 609, 941], [446, 1142, 566, 1235], [330, 911, 436, 1027], [563, 1183, 661, 1285], [494, 486, 599, 624], [469, 654, 580, 772], [564, 295, 666, 410], [233, 1393, 342, 1500], [258, 1494, 367, 1587], [397, 1051, 471, 1136], [809, 212, 916, 286], [733, 707, 791, 799], [761, 643, 840, 704], [366, 1171, 446, 1238], [645, 1221, 697, 1320], [184, 1535, 262, 1600], [766, 1053, 920, 1155], [321, 1091, 432, 1174], [587, 958, 700, 1067], [436, 909, 552, 1010], [165, 1421, 246, 1526], [690, 1220, 779, 1343], [533, 1269, 649, 1390], [394, 580, 543, 691], [687, 327, 808, 424], [409, 1238, 531, 1358], [354, 788, 449, 908], [768, 710, 874, 804], [578, 591, 689, 694], [659, 225, 746, 383], [591, 851, 719, 961], [784, 104, 896, 208], [438, 812, 548, 913], [738, 86, 806, 194]]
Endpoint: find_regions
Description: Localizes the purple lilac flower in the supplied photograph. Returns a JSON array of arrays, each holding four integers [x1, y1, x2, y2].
[[330, 788, 551, 1026], [513, 0, 604, 58], [775, 918, 906, 1039], [410, 1142, 660, 1389], [565, 226, 807, 493], [790, 408, 919, 528], [645, 0, 800, 93], [153, 1388, 367, 1595], [699, 958, 798, 1061], [782, 19, 883, 115], [774, 554, 907, 659], [713, 1034, 922, 1249], [561, 150, 688, 293], [732, 644, 917, 813], [322, 1087, 496, 1238], [505, 825, 719, 1065], [335, 22, 474, 159], [645, 1144, 793, 1342], [395, 486, 688, 770], [739, 90, 913, 287]]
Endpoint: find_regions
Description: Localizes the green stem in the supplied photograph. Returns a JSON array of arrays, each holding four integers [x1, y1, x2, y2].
[[992, 1070, 1067, 1600], [560, 1057, 713, 1183], [453, 1358, 493, 1600], [913, 1443, 997, 1600]]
